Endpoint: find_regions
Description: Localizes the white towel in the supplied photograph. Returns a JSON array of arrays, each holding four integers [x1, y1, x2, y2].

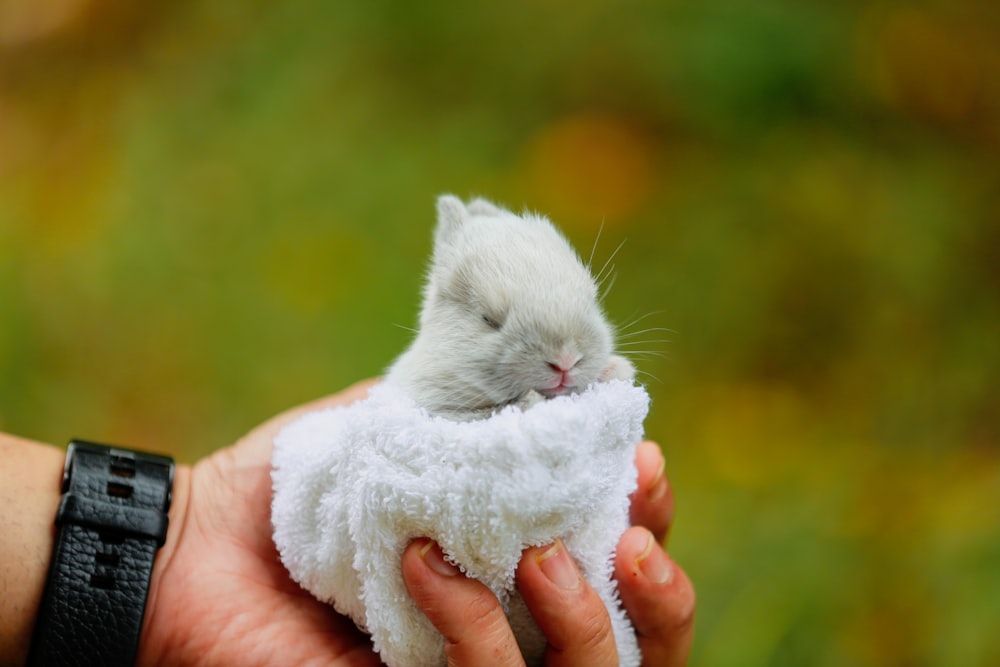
[[271, 379, 649, 667]]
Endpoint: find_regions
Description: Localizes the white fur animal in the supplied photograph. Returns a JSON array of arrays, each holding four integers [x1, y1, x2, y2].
[[387, 195, 634, 419]]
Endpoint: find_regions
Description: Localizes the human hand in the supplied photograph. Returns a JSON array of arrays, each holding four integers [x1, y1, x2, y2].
[[401, 439, 695, 666], [137, 381, 694, 666], [137, 380, 383, 666], [618, 440, 696, 665]]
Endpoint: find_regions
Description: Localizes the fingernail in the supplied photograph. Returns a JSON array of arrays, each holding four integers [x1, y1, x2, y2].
[[535, 539, 581, 590], [646, 458, 669, 503], [636, 530, 673, 585], [419, 539, 459, 577]]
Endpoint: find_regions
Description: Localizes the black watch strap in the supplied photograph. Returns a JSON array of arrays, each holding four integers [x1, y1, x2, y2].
[[27, 439, 175, 667]]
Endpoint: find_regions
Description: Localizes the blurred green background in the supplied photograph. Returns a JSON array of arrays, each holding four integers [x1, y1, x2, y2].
[[2, 0, 998, 664]]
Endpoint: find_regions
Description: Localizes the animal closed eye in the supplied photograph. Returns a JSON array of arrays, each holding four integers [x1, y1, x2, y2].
[[482, 314, 502, 330]]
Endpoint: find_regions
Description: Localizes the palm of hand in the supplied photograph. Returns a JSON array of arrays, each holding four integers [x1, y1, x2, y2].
[[138, 443, 382, 666], [132, 385, 380, 666]]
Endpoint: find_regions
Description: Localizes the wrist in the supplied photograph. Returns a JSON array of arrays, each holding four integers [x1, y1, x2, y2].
[[24, 441, 177, 667], [137, 461, 192, 666], [0, 435, 64, 667]]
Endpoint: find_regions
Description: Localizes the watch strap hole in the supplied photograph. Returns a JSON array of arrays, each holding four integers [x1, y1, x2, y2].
[[110, 454, 136, 478], [89, 573, 116, 590], [99, 531, 125, 545], [106, 482, 133, 499], [95, 552, 120, 567]]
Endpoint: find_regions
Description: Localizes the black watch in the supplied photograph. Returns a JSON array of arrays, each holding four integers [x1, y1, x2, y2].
[[27, 439, 175, 667]]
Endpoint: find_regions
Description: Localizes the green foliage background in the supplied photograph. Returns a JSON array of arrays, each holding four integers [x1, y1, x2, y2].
[[2, 0, 998, 664]]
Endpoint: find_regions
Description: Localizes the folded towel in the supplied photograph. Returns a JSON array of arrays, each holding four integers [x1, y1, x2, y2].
[[271, 379, 649, 667]]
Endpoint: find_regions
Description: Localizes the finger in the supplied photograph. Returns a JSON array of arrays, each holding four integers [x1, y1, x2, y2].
[[402, 539, 526, 667], [630, 440, 674, 544], [614, 527, 695, 667], [516, 540, 619, 667]]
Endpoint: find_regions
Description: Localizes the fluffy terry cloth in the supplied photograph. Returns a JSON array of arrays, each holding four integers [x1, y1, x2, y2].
[[271, 379, 650, 667]]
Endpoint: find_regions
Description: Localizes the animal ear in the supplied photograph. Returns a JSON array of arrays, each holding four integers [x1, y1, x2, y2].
[[435, 195, 467, 248], [466, 197, 506, 218]]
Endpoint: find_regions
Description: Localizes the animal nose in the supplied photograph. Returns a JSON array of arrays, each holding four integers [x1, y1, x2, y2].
[[548, 351, 582, 373]]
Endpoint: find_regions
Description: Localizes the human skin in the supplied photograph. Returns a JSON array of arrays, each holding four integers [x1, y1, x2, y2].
[[0, 379, 694, 666]]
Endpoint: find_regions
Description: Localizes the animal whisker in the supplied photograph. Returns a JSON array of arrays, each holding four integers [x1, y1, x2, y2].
[[617, 327, 675, 339], [593, 238, 626, 289], [633, 369, 663, 385], [587, 220, 605, 270], [598, 270, 619, 300], [616, 339, 672, 347], [617, 310, 667, 332], [619, 350, 667, 358]]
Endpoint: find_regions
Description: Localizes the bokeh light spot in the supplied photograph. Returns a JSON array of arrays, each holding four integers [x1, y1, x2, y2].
[[517, 111, 656, 230], [0, 0, 90, 46]]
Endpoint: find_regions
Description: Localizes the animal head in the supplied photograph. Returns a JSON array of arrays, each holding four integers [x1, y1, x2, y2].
[[413, 195, 616, 410]]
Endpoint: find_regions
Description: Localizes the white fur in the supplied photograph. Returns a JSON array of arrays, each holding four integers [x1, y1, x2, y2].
[[387, 195, 634, 418]]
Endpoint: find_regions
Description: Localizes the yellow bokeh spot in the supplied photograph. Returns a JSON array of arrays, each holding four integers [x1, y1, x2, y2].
[[0, 0, 90, 46], [517, 112, 657, 231], [698, 382, 815, 488], [262, 225, 371, 315], [859, 7, 984, 125]]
